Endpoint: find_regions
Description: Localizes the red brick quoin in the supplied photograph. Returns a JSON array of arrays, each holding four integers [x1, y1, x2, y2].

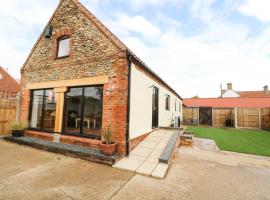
[[52, 28, 75, 61], [102, 52, 129, 155]]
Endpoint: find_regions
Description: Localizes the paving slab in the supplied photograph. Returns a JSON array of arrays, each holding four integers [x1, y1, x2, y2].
[[130, 147, 153, 157], [114, 129, 175, 178], [136, 162, 157, 176], [113, 158, 142, 171], [151, 163, 169, 178], [139, 141, 157, 148], [128, 155, 146, 161]]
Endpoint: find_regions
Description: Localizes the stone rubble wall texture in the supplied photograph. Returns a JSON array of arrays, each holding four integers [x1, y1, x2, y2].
[[22, 0, 118, 84], [20, 0, 128, 155]]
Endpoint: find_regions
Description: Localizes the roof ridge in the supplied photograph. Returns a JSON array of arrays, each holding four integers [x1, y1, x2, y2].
[[237, 90, 265, 92]]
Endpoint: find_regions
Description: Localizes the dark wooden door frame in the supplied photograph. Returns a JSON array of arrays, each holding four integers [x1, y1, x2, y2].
[[199, 107, 212, 126], [152, 86, 159, 128]]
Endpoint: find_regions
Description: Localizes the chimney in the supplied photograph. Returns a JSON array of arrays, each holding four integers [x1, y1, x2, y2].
[[227, 83, 233, 90], [263, 85, 269, 93]]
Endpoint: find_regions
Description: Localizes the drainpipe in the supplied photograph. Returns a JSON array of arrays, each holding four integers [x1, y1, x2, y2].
[[126, 51, 132, 156]]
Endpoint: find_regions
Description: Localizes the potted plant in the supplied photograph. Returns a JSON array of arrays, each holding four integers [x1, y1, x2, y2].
[[10, 121, 27, 137], [101, 126, 117, 156]]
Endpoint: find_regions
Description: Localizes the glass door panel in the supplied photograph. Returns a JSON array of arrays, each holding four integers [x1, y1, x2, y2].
[[43, 90, 56, 131], [83, 87, 103, 136], [65, 88, 83, 134], [30, 90, 44, 129]]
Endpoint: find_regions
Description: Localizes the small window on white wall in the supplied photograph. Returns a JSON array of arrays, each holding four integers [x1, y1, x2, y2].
[[165, 95, 170, 110], [179, 102, 182, 112]]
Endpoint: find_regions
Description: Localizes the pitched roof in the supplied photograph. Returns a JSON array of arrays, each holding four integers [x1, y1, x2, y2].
[[183, 97, 270, 108], [237, 91, 270, 98], [21, 0, 182, 100], [0, 67, 20, 93]]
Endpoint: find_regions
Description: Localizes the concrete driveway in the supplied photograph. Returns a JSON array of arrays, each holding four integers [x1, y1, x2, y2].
[[1, 140, 270, 200]]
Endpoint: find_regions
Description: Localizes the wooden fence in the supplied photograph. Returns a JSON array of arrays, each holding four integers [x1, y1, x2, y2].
[[0, 94, 17, 135], [183, 107, 270, 129], [213, 108, 234, 127], [237, 108, 259, 128], [261, 108, 270, 129], [183, 107, 199, 124]]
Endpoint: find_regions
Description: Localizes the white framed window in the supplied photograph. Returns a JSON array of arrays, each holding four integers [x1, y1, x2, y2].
[[57, 36, 70, 58]]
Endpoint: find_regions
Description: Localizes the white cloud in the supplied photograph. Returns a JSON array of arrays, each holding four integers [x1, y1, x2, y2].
[[239, 0, 270, 22], [127, 0, 183, 10], [190, 0, 216, 22], [1, 0, 270, 98], [0, 1, 57, 78], [108, 16, 270, 97], [115, 15, 161, 39]]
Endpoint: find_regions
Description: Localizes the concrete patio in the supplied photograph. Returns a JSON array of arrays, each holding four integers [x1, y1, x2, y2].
[[1, 139, 270, 200]]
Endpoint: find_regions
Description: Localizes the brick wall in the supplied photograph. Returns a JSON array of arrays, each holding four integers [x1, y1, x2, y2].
[[102, 52, 128, 155]]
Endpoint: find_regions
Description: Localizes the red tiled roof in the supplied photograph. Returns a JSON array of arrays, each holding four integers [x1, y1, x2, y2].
[[0, 67, 20, 93], [183, 97, 270, 108], [237, 91, 270, 98]]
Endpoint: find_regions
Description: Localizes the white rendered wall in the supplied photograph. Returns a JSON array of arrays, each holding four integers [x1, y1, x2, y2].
[[222, 90, 239, 97], [129, 63, 182, 139]]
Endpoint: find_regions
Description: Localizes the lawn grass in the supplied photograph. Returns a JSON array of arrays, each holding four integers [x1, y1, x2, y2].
[[187, 126, 270, 157]]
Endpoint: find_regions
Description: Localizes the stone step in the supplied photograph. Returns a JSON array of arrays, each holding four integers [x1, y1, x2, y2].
[[183, 131, 193, 135], [4, 136, 119, 165], [179, 131, 193, 147], [180, 134, 193, 140]]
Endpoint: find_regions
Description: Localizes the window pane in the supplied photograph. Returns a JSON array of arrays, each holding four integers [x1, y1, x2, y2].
[[166, 96, 170, 110], [43, 90, 56, 131], [57, 37, 70, 57], [65, 88, 83, 134], [83, 86, 103, 136], [30, 90, 44, 128]]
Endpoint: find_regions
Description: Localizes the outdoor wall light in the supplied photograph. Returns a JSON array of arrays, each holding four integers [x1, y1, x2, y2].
[[106, 77, 115, 95], [44, 25, 53, 38]]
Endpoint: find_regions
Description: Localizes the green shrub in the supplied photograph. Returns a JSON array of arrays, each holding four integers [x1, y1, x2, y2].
[[10, 121, 28, 131]]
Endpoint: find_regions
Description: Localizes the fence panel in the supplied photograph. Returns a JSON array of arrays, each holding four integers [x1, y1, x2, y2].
[[237, 108, 259, 128], [0, 97, 16, 135], [183, 107, 199, 124], [213, 108, 234, 127], [261, 108, 270, 129]]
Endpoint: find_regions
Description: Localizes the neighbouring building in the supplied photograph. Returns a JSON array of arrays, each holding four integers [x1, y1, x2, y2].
[[221, 83, 270, 98], [0, 67, 20, 135], [0, 66, 20, 98], [19, 0, 183, 156]]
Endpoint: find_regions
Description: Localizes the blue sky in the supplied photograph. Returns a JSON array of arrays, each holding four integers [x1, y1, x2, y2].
[[0, 0, 270, 97]]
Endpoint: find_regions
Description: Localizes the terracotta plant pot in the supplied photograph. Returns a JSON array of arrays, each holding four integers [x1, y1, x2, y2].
[[101, 142, 117, 156]]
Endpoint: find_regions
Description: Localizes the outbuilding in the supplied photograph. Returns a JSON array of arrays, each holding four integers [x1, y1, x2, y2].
[[183, 97, 270, 129]]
